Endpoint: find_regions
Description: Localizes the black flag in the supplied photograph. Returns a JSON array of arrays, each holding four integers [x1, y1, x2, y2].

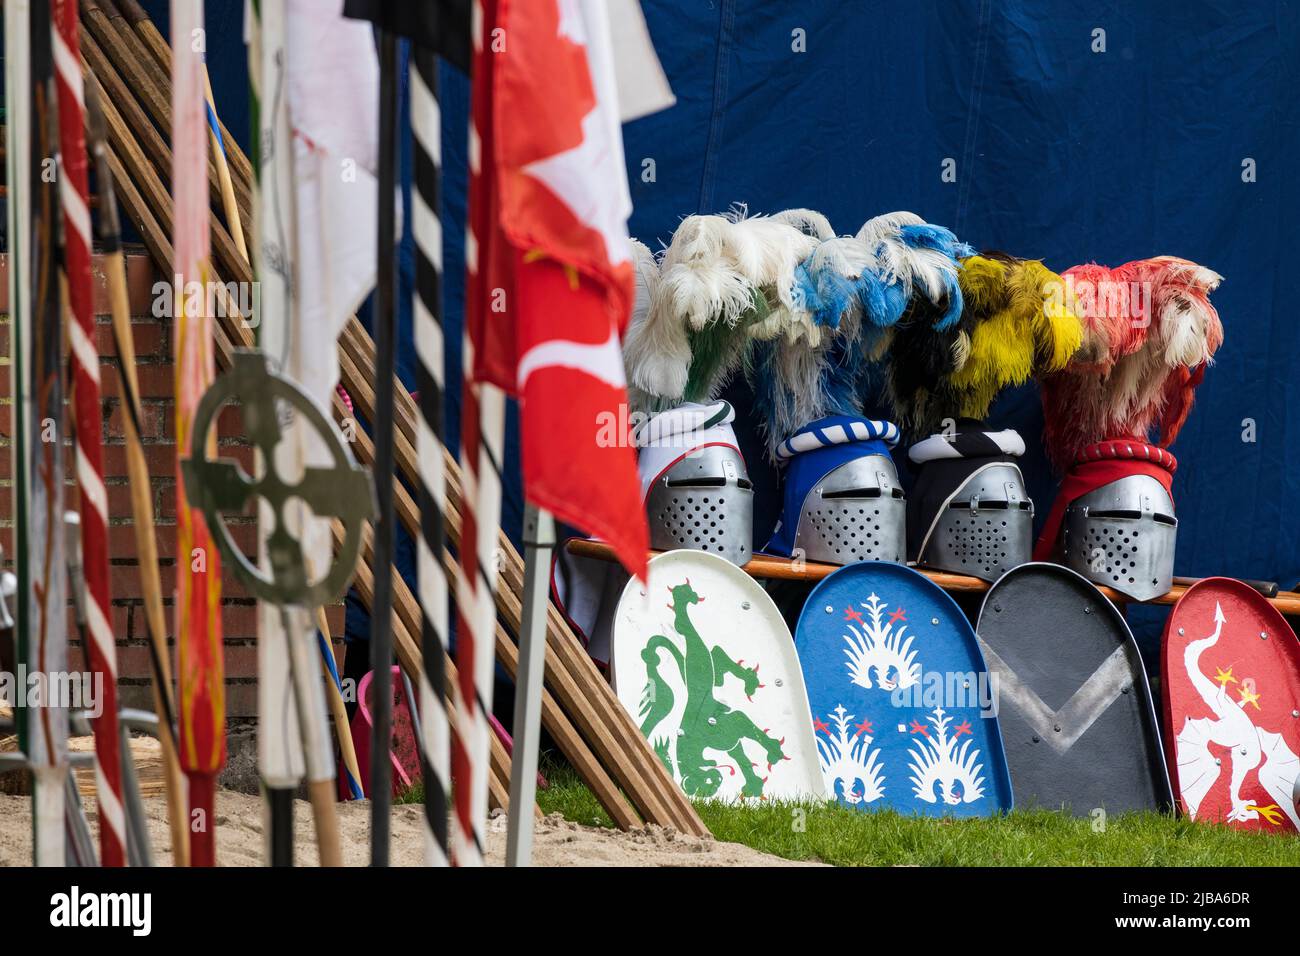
[[343, 0, 471, 71]]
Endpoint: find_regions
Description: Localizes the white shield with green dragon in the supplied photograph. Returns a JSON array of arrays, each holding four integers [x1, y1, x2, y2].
[[611, 550, 825, 802]]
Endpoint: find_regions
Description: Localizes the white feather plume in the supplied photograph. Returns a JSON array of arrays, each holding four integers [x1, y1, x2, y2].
[[772, 207, 836, 240], [623, 207, 829, 407], [622, 239, 694, 403]]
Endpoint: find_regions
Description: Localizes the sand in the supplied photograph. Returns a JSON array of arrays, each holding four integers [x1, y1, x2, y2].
[[0, 789, 819, 867]]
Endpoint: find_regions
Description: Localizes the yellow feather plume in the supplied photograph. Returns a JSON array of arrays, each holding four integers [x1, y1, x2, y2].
[[1015, 260, 1082, 372], [956, 255, 1012, 319], [945, 257, 1084, 421]]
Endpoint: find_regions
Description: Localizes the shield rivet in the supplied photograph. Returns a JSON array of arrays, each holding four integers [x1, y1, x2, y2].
[[1260, 632, 1268, 640], [994, 604, 1002, 613], [1214, 757, 1222, 766], [931, 617, 939, 626], [677, 729, 685, 737], [707, 717, 717, 726], [1084, 606, 1092, 615], [1292, 710, 1299, 718], [1031, 735, 1040, 743], [741, 601, 751, 611], [1240, 748, 1247, 755], [1053, 724, 1061, 733], [1121, 686, 1130, 694], [825, 605, 834, 614]]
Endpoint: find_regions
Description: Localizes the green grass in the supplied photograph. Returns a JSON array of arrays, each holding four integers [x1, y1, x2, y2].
[[536, 758, 618, 828], [532, 760, 1300, 866]]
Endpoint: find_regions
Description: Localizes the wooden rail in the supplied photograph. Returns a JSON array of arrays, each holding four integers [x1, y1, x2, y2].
[[565, 540, 1300, 618]]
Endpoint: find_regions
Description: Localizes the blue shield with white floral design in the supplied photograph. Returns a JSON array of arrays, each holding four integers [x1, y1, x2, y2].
[[794, 563, 1013, 816]]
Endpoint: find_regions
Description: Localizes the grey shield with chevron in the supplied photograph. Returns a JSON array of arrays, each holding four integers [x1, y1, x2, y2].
[[975, 563, 1172, 815]]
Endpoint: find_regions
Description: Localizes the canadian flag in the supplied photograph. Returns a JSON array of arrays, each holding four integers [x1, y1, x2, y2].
[[469, 0, 663, 577]]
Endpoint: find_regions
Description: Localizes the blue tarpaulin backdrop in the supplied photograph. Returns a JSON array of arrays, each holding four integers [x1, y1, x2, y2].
[[176, 1, 1299, 650]]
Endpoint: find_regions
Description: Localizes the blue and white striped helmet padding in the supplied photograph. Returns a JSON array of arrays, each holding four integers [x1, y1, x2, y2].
[[775, 417, 901, 462]]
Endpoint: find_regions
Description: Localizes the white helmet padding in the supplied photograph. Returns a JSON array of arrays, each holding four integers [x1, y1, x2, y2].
[[636, 401, 754, 566]]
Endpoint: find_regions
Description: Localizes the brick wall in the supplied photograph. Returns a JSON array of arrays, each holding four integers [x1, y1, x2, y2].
[[0, 251, 346, 719]]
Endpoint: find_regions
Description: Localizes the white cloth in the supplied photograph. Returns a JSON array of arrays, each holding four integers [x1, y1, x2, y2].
[[634, 400, 740, 500], [907, 428, 1025, 464]]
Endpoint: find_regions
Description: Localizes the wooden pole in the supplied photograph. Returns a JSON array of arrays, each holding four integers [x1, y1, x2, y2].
[[317, 607, 364, 799], [112, 0, 256, 193], [276, 608, 342, 867], [87, 76, 192, 866], [80, 0, 253, 250], [203, 70, 248, 262]]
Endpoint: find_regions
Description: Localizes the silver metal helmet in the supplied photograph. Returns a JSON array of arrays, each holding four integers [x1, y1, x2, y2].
[[644, 443, 754, 566], [1061, 474, 1177, 601], [793, 454, 906, 565], [918, 463, 1034, 582]]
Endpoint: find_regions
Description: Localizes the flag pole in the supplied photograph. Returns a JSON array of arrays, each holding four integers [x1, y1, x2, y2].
[[505, 505, 554, 866], [248, 0, 295, 865], [410, 43, 451, 867], [54, 0, 127, 868], [86, 76, 191, 867], [456, 0, 507, 867], [24, 0, 71, 868], [249, 0, 346, 867], [171, 0, 226, 867], [369, 23, 401, 867], [1, 6, 31, 851]]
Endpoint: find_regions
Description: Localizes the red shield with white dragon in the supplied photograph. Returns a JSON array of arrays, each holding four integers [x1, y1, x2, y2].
[[1162, 578, 1300, 833]]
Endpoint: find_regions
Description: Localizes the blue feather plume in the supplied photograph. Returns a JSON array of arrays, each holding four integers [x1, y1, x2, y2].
[[858, 270, 907, 329], [745, 210, 976, 457], [821, 338, 870, 417], [898, 223, 974, 260], [935, 271, 965, 331], [748, 337, 798, 450]]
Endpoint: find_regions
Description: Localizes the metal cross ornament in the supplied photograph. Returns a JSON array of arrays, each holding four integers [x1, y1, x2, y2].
[[181, 350, 374, 607]]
